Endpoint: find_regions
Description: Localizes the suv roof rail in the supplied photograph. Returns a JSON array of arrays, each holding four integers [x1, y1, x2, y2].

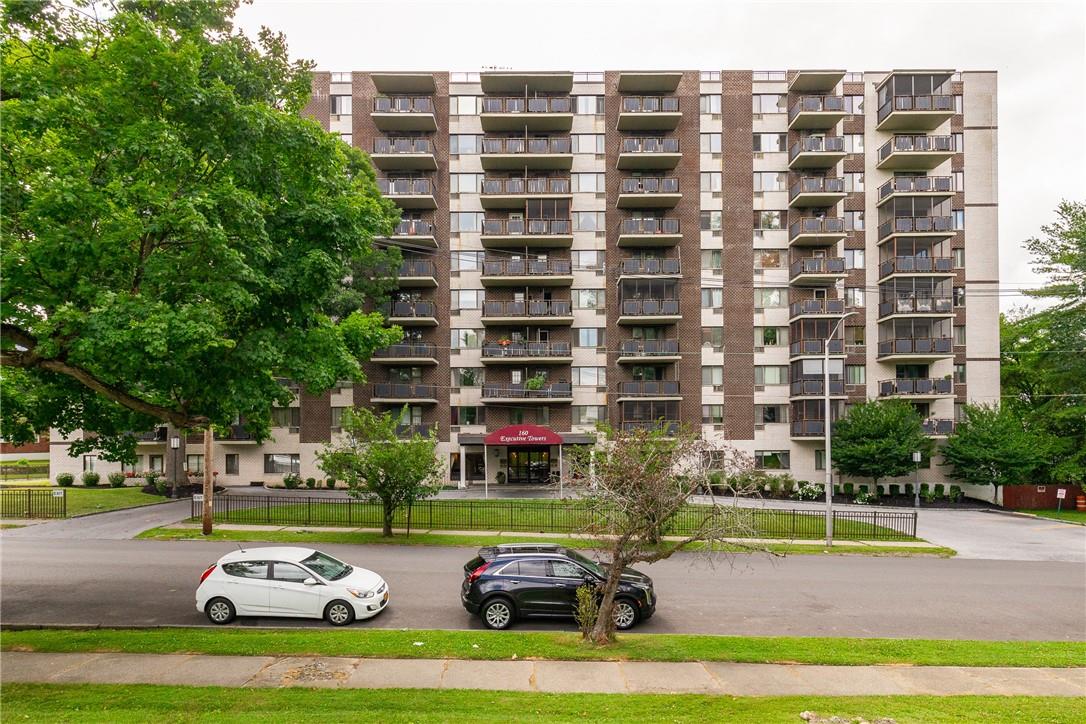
[[477, 543, 565, 561]]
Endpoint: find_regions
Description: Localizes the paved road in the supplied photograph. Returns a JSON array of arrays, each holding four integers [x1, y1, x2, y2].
[[2, 538, 1083, 640]]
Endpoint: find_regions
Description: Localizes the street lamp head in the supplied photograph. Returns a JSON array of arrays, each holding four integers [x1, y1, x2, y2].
[[911, 451, 922, 463], [170, 436, 180, 449]]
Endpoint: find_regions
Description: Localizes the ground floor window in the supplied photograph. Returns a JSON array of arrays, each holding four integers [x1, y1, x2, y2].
[[449, 452, 485, 481], [148, 455, 164, 472], [264, 453, 300, 475], [82, 455, 96, 472], [225, 454, 239, 476], [186, 454, 204, 475], [755, 450, 790, 470], [121, 457, 142, 474]]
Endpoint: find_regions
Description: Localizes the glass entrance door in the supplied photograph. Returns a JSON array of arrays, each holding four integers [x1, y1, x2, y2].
[[507, 447, 551, 484]]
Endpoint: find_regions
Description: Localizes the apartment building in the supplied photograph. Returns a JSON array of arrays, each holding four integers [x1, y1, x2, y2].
[[51, 69, 999, 494]]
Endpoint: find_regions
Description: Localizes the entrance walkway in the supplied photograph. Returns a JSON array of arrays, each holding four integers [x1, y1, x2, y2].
[[3, 651, 1083, 695]]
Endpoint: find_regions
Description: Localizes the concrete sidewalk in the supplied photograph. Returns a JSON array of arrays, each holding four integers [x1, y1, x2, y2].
[[3, 652, 1083, 696]]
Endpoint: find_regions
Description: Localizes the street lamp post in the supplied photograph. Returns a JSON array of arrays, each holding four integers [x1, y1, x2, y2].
[[912, 450, 922, 507], [169, 436, 180, 498], [823, 310, 857, 547]]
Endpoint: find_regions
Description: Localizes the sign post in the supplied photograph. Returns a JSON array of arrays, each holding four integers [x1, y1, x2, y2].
[[1056, 487, 1066, 513]]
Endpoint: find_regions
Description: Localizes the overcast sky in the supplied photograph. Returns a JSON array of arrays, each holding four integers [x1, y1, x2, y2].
[[234, 0, 1086, 312]]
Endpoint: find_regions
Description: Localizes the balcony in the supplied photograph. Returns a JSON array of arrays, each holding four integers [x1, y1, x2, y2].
[[617, 218, 682, 247], [617, 380, 681, 401], [790, 379, 846, 398], [480, 72, 573, 94], [370, 137, 437, 171], [877, 377, 954, 399], [377, 177, 436, 209], [136, 427, 167, 443], [480, 259, 573, 287], [480, 218, 573, 248], [372, 343, 439, 365], [789, 177, 847, 208], [481, 299, 574, 325], [618, 96, 681, 131], [481, 383, 573, 404], [788, 95, 847, 130], [480, 176, 571, 209], [617, 298, 681, 325], [618, 71, 682, 93], [617, 339, 681, 364], [788, 70, 845, 93], [371, 73, 436, 95], [877, 297, 954, 320], [371, 96, 437, 132], [389, 219, 436, 248], [789, 256, 847, 286], [480, 136, 573, 171], [878, 256, 954, 280], [618, 257, 681, 278], [479, 96, 573, 132], [788, 136, 846, 169], [921, 418, 956, 437], [877, 215, 955, 243], [877, 337, 953, 361], [380, 300, 438, 326], [790, 419, 828, 439], [876, 94, 955, 131], [480, 342, 573, 365], [877, 176, 954, 206], [789, 338, 845, 359], [214, 424, 255, 443], [789, 298, 845, 319], [621, 420, 680, 435], [617, 137, 681, 170], [617, 177, 681, 208], [371, 383, 439, 404], [876, 135, 955, 170], [789, 217, 847, 246], [396, 259, 438, 287], [395, 423, 434, 439]]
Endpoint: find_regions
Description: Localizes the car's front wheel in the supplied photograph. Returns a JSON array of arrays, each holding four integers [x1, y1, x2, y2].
[[324, 600, 355, 626], [612, 598, 639, 630], [205, 597, 236, 625], [481, 597, 514, 630]]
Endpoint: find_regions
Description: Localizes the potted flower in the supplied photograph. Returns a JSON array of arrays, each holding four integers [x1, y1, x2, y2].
[[524, 374, 547, 391]]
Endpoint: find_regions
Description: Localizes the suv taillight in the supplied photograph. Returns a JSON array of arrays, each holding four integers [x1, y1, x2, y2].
[[199, 564, 216, 584], [467, 562, 490, 583]]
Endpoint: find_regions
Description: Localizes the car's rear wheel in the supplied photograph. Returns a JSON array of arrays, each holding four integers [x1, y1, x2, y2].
[[205, 597, 235, 625], [324, 600, 355, 626], [481, 597, 514, 630], [612, 598, 639, 630]]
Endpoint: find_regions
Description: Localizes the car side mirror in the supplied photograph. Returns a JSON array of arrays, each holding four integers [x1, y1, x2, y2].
[[303, 577, 318, 586]]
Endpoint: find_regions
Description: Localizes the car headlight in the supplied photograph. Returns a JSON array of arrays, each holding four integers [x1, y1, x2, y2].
[[631, 582, 652, 590], [347, 587, 375, 599]]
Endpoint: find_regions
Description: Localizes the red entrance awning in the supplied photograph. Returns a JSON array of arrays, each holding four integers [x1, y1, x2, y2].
[[483, 424, 563, 446]]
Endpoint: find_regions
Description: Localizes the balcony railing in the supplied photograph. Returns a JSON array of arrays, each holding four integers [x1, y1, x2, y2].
[[790, 217, 846, 238], [214, 424, 253, 442], [877, 337, 953, 357], [481, 218, 572, 236], [482, 383, 573, 400], [790, 177, 845, 198], [482, 300, 572, 318], [377, 178, 433, 196], [621, 96, 680, 112], [790, 379, 845, 396], [879, 256, 954, 277], [790, 257, 846, 277], [619, 339, 680, 357], [481, 177, 571, 195], [373, 343, 438, 359], [878, 297, 954, 317], [877, 135, 955, 162], [877, 216, 954, 240], [878, 378, 954, 397], [137, 428, 167, 442], [481, 342, 572, 359], [620, 299, 680, 316], [481, 97, 572, 114], [395, 423, 434, 439], [620, 258, 681, 275], [791, 419, 827, 437], [482, 259, 572, 276], [789, 298, 845, 317], [481, 136, 572, 154], [373, 137, 434, 154], [877, 94, 955, 124], [921, 418, 956, 436], [878, 176, 954, 199], [380, 300, 436, 318], [372, 383, 437, 400], [621, 137, 680, 153], [788, 94, 845, 120], [789, 338, 844, 357], [620, 177, 679, 194], [620, 218, 680, 235], [621, 420, 680, 434], [393, 219, 434, 236], [619, 380, 681, 397], [373, 96, 434, 113], [789, 135, 845, 159], [399, 259, 437, 278]]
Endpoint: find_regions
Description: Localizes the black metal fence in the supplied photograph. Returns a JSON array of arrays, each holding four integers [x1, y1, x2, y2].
[[197, 495, 917, 541], [0, 488, 67, 518]]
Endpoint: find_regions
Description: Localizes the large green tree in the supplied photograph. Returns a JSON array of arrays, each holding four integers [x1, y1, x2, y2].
[[0, 0, 402, 462], [831, 400, 934, 489], [942, 404, 1052, 488]]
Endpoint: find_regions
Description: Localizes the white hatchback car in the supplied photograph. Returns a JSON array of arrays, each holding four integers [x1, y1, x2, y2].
[[196, 547, 389, 626]]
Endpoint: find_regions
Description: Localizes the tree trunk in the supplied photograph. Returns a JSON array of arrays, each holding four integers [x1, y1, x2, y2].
[[588, 553, 624, 645], [201, 428, 214, 536], [382, 499, 393, 537]]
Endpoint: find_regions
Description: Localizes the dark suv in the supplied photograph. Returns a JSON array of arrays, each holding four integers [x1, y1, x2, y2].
[[460, 543, 655, 630]]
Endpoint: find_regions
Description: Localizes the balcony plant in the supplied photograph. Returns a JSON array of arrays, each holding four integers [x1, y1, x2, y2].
[[524, 374, 547, 391]]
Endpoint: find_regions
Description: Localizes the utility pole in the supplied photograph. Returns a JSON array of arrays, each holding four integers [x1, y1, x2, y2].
[[202, 428, 214, 535], [823, 310, 857, 547]]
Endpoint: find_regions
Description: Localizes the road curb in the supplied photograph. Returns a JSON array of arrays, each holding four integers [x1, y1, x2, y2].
[[982, 508, 1086, 527]]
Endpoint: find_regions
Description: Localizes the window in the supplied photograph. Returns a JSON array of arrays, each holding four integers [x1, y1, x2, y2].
[[952, 209, 965, 230], [755, 327, 787, 346], [954, 286, 966, 307], [225, 454, 239, 475], [272, 407, 300, 429], [755, 249, 784, 269], [82, 455, 96, 472], [338, 133, 352, 146], [754, 366, 788, 385], [755, 451, 790, 469], [843, 172, 864, 192], [752, 94, 787, 113], [955, 401, 966, 422], [510, 407, 549, 425], [451, 329, 482, 349], [330, 95, 352, 115], [450, 173, 481, 194], [754, 210, 783, 230], [702, 405, 724, 424], [572, 173, 605, 192], [753, 133, 786, 153], [572, 134, 604, 154], [185, 454, 204, 474], [451, 95, 478, 115], [148, 455, 163, 472], [954, 325, 967, 345], [754, 288, 787, 308], [264, 453, 300, 475], [451, 289, 483, 311], [815, 448, 825, 470], [700, 94, 721, 114], [576, 328, 605, 347], [701, 250, 722, 270], [573, 405, 607, 426], [755, 405, 787, 424], [574, 71, 604, 82], [572, 250, 603, 270], [574, 289, 605, 309], [844, 249, 865, 269], [753, 171, 787, 192], [450, 72, 480, 82], [953, 170, 964, 192], [700, 133, 722, 153], [954, 363, 967, 384], [452, 368, 484, 387], [845, 325, 865, 351], [953, 248, 965, 268], [573, 211, 605, 231], [701, 287, 723, 308], [449, 134, 480, 154], [844, 211, 864, 230], [843, 95, 864, 115], [331, 72, 350, 82], [752, 70, 786, 81], [550, 560, 585, 579], [846, 364, 866, 385], [450, 211, 484, 232], [574, 95, 604, 114], [330, 407, 345, 432], [702, 327, 724, 350], [121, 457, 142, 474], [572, 367, 606, 386], [843, 134, 864, 153], [700, 210, 722, 231], [700, 172, 722, 192], [845, 287, 865, 307], [222, 561, 268, 579], [952, 133, 963, 152], [452, 251, 484, 271], [700, 70, 721, 81], [451, 406, 485, 425], [702, 366, 724, 386], [271, 562, 311, 584]]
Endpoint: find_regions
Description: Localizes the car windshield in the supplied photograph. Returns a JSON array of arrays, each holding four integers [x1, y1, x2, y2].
[[563, 549, 605, 578], [301, 551, 353, 581]]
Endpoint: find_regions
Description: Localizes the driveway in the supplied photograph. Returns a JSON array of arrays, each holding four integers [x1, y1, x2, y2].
[[1, 499, 192, 540]]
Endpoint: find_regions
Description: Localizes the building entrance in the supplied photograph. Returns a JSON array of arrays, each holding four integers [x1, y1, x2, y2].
[[506, 447, 551, 484]]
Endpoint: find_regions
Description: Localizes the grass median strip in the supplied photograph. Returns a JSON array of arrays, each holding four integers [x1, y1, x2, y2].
[[1024, 510, 1086, 525], [3, 628, 1081, 668], [2, 684, 1083, 723]]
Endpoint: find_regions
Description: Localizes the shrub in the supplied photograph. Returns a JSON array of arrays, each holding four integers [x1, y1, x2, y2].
[[767, 478, 781, 497], [144, 471, 159, 488], [922, 487, 939, 504], [920, 483, 930, 494], [889, 484, 900, 496], [904, 483, 914, 496], [843, 482, 854, 495], [854, 489, 875, 505], [792, 480, 823, 501], [325, 478, 336, 490], [56, 472, 75, 487], [934, 483, 945, 498], [305, 477, 317, 489], [948, 485, 964, 503], [81, 471, 100, 487], [154, 477, 168, 495], [574, 584, 599, 641], [283, 473, 302, 489], [107, 472, 126, 488]]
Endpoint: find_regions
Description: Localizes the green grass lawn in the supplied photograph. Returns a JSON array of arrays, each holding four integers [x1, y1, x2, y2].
[[1, 486, 166, 518], [0, 477, 50, 486], [4, 628, 1081, 668], [1026, 509, 1086, 524], [2, 685, 1082, 723]]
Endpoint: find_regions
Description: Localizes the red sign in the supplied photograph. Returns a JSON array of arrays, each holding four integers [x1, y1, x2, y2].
[[483, 424, 563, 446]]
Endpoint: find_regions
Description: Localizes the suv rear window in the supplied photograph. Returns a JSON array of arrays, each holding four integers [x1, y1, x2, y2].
[[516, 559, 549, 577], [222, 561, 268, 579]]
